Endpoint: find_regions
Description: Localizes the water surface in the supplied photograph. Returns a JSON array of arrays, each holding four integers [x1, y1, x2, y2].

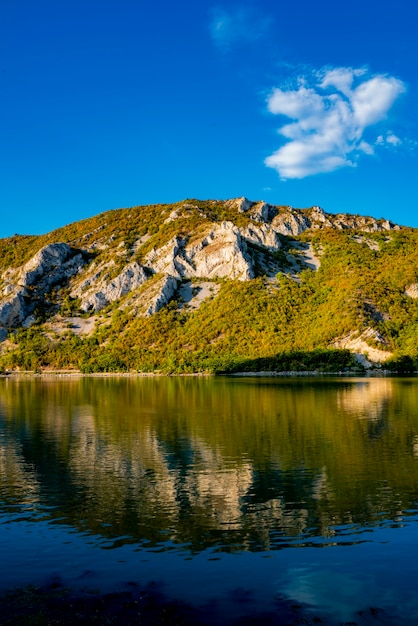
[[1, 375, 418, 623]]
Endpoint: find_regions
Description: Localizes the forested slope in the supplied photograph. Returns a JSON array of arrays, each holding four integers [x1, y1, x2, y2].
[[0, 198, 417, 373]]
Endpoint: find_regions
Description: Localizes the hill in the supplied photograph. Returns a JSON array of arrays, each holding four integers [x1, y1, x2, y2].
[[1, 197, 418, 374]]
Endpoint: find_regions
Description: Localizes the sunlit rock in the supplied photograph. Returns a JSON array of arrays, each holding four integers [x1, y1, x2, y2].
[[271, 209, 311, 236], [186, 222, 254, 280], [405, 284, 418, 298], [72, 261, 149, 312], [332, 327, 392, 366], [121, 274, 178, 317], [19, 243, 85, 290], [240, 223, 282, 250], [145, 236, 194, 279]]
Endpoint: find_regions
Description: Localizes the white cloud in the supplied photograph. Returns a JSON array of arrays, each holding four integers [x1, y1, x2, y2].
[[386, 133, 402, 146], [210, 5, 271, 51], [376, 132, 402, 147], [265, 67, 406, 179], [320, 67, 366, 96]]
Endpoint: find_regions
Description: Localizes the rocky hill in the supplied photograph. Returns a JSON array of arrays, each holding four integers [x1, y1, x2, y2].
[[0, 198, 417, 373]]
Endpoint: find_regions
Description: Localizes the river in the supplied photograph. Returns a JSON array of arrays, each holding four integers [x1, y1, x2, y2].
[[1, 375, 418, 623]]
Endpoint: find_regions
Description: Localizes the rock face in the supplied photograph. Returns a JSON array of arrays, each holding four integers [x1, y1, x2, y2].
[[19, 243, 76, 287], [262, 204, 399, 237], [241, 223, 282, 250], [333, 327, 392, 367], [145, 275, 178, 316], [71, 261, 148, 312], [145, 237, 194, 278], [271, 210, 310, 236], [145, 222, 254, 281], [121, 274, 179, 317], [0, 197, 405, 352], [0, 287, 30, 328], [225, 197, 277, 222], [226, 197, 254, 214], [187, 222, 254, 280], [0, 243, 86, 331], [406, 284, 418, 298]]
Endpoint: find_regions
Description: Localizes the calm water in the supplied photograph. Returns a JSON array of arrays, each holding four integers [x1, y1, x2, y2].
[[1, 375, 418, 623]]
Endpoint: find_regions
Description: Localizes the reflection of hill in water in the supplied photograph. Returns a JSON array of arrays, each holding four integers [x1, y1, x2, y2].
[[337, 377, 393, 420], [1, 377, 418, 551]]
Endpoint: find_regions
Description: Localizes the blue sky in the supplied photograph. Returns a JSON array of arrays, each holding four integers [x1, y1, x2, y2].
[[1, 0, 417, 237]]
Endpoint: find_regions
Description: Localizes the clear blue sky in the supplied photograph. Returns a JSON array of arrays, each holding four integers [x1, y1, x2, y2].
[[1, 0, 417, 238]]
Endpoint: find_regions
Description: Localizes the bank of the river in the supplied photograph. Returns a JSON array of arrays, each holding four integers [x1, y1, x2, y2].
[[0, 369, 211, 378], [0, 368, 407, 378]]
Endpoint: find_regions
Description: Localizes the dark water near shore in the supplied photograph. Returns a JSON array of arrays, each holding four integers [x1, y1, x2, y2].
[[1, 375, 418, 623]]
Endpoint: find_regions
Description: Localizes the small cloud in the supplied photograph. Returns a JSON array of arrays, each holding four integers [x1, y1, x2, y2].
[[386, 133, 402, 146], [359, 140, 374, 155], [265, 67, 406, 179], [375, 132, 402, 148], [210, 4, 271, 51]]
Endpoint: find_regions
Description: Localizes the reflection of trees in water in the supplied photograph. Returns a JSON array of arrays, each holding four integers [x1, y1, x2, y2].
[[1, 377, 418, 551], [0, 442, 41, 515]]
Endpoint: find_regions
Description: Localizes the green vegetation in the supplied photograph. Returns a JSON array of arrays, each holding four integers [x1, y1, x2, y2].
[[1, 201, 418, 374]]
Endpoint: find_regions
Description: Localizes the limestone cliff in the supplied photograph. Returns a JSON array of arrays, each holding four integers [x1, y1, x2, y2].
[[0, 197, 411, 369], [71, 261, 148, 312], [0, 243, 85, 329]]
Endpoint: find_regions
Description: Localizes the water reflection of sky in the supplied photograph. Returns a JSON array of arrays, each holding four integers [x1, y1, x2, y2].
[[2, 376, 418, 623], [2, 516, 418, 624]]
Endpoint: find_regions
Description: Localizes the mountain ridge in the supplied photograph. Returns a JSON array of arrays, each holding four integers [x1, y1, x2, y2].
[[0, 198, 417, 373]]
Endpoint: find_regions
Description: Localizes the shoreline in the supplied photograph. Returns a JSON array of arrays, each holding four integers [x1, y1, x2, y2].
[[0, 370, 211, 378], [0, 368, 410, 379]]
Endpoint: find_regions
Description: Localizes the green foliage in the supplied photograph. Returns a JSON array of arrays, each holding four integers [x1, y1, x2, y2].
[[1, 201, 418, 374], [220, 349, 357, 373], [60, 293, 82, 316], [384, 355, 416, 373]]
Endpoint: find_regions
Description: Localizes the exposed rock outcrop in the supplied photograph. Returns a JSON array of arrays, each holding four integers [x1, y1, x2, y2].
[[0, 197, 407, 344], [333, 327, 392, 367], [145, 237, 194, 279], [0, 243, 86, 333], [145, 275, 178, 316], [240, 223, 282, 250], [145, 222, 254, 281], [18, 243, 85, 289], [271, 209, 311, 236], [244, 201, 276, 223], [226, 197, 254, 214], [121, 274, 178, 317], [405, 284, 418, 298], [0, 287, 30, 328], [225, 197, 277, 223], [237, 202, 402, 237], [186, 222, 254, 280], [71, 261, 148, 312]]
